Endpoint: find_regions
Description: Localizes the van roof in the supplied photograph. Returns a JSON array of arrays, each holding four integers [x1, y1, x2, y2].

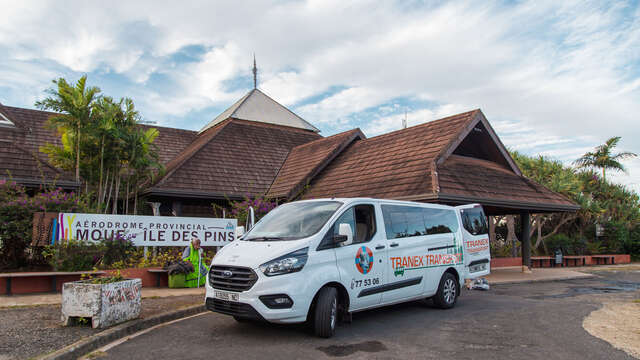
[[290, 197, 475, 210]]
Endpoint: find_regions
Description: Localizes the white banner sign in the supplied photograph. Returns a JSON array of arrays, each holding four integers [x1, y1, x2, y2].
[[56, 213, 237, 246]]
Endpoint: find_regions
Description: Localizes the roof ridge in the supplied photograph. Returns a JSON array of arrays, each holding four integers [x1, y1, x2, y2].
[[433, 109, 481, 164], [365, 109, 480, 141], [291, 128, 363, 151]]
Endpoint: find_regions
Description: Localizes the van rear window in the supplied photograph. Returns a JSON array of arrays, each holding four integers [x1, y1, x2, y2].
[[381, 205, 459, 240], [460, 207, 488, 235]]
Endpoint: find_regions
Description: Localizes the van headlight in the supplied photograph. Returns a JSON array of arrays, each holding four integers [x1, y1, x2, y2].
[[259, 247, 308, 276]]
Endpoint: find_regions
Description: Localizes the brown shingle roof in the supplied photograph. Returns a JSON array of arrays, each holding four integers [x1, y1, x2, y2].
[[267, 128, 365, 199], [150, 119, 321, 199], [0, 105, 197, 187], [433, 155, 577, 211], [302, 110, 479, 199], [302, 109, 578, 213], [0, 140, 76, 187]]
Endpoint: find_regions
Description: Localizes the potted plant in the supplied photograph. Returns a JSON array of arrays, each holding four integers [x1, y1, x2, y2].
[[61, 271, 142, 329]]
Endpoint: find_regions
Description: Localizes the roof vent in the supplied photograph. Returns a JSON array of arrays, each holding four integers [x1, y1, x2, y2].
[[0, 111, 15, 128]]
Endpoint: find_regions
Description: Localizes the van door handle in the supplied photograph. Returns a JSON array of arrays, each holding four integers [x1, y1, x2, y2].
[[389, 242, 399, 248], [375, 245, 385, 250]]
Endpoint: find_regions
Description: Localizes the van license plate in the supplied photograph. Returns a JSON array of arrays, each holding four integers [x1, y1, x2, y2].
[[214, 290, 239, 302]]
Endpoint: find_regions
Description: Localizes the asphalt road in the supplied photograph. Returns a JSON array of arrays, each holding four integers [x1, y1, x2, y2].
[[101, 270, 640, 360]]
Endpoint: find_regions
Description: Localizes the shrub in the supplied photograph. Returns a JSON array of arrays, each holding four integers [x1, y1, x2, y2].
[[586, 240, 605, 255], [229, 195, 277, 226], [43, 239, 104, 271], [604, 221, 629, 253], [546, 233, 575, 255], [0, 181, 88, 270], [101, 233, 135, 266], [625, 226, 640, 260]]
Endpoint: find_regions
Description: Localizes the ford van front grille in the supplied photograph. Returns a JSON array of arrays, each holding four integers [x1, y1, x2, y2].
[[209, 265, 258, 292]]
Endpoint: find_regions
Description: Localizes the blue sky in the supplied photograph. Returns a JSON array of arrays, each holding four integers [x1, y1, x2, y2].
[[1, 0, 639, 191]]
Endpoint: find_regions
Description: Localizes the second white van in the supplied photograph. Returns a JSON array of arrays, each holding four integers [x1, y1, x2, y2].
[[206, 198, 491, 338]]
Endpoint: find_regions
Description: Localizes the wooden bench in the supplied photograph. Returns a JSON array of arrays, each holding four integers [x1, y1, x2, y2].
[[148, 269, 168, 287], [592, 255, 615, 265], [531, 256, 554, 268], [0, 271, 106, 296], [562, 256, 586, 267]]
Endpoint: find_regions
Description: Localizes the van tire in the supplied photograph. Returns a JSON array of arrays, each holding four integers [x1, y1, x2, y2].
[[433, 272, 458, 309], [233, 316, 248, 323], [313, 287, 338, 338]]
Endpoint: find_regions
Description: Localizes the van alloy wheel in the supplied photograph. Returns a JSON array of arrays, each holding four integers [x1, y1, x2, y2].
[[330, 298, 337, 330], [443, 278, 456, 304], [433, 272, 458, 309]]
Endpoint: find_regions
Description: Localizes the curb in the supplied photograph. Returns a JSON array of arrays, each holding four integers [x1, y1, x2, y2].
[[39, 304, 206, 360], [490, 274, 596, 285]]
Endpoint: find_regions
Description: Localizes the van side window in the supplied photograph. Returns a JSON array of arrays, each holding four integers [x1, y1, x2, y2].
[[424, 208, 459, 234], [461, 207, 488, 235], [333, 208, 356, 241], [318, 205, 377, 249], [382, 205, 458, 240]]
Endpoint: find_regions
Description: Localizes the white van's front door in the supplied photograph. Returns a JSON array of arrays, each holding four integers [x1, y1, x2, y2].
[[456, 205, 491, 279], [332, 204, 387, 310]]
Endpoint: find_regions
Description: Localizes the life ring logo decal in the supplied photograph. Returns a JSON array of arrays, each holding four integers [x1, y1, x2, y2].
[[355, 246, 374, 274]]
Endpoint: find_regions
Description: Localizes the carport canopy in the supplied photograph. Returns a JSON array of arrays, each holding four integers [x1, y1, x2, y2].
[[268, 109, 580, 269]]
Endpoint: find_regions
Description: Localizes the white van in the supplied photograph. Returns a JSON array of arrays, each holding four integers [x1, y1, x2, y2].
[[206, 198, 490, 338]]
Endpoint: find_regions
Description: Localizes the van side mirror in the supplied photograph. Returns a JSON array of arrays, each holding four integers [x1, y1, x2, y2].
[[335, 223, 353, 246], [236, 226, 245, 238]]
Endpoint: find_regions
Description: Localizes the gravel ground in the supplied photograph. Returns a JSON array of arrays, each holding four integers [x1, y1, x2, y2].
[[584, 300, 640, 359], [0, 295, 204, 360]]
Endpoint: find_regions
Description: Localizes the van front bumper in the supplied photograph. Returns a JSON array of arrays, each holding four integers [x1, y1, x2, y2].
[[205, 298, 265, 321], [205, 269, 313, 324]]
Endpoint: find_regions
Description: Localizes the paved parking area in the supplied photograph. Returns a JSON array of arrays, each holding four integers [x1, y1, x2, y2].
[[99, 269, 640, 360]]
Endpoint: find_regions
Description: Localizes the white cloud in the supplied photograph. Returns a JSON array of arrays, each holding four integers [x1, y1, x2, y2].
[[1, 0, 640, 191]]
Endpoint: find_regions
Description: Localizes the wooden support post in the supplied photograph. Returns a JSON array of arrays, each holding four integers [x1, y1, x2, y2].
[[172, 201, 182, 217], [147, 202, 162, 259], [521, 211, 531, 272]]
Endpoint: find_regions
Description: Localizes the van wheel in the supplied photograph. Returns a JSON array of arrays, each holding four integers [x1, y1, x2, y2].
[[433, 272, 458, 309], [313, 287, 338, 338]]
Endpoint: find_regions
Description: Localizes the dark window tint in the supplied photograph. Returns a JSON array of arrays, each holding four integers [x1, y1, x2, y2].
[[460, 207, 488, 235], [382, 205, 458, 240], [424, 208, 459, 234]]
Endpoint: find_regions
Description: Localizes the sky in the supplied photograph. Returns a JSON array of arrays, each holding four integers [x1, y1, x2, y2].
[[1, 0, 639, 191]]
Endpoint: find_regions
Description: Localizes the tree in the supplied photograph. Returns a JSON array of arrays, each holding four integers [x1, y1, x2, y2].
[[574, 136, 637, 181], [37, 76, 162, 214], [36, 76, 101, 184]]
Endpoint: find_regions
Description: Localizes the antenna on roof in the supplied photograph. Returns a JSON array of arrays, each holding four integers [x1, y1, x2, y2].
[[252, 53, 258, 89], [402, 110, 408, 129]]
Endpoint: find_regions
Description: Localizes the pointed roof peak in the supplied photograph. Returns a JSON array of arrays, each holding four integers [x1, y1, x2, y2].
[[199, 88, 320, 134]]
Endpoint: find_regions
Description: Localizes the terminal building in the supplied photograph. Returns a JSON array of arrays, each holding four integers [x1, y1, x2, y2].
[[0, 87, 578, 266]]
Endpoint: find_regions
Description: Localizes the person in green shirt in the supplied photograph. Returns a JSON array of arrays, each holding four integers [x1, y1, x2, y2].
[[182, 238, 209, 287]]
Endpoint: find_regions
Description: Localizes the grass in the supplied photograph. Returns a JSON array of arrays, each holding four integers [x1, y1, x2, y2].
[[633, 299, 640, 304], [86, 350, 107, 358]]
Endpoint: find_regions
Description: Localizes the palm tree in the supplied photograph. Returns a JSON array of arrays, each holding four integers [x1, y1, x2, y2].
[[574, 136, 637, 181], [36, 76, 101, 184]]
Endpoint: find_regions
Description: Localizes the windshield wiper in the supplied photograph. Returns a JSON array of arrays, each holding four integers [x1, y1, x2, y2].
[[245, 236, 286, 242]]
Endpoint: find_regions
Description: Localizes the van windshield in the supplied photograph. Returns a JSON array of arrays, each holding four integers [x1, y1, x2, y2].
[[242, 201, 343, 241]]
